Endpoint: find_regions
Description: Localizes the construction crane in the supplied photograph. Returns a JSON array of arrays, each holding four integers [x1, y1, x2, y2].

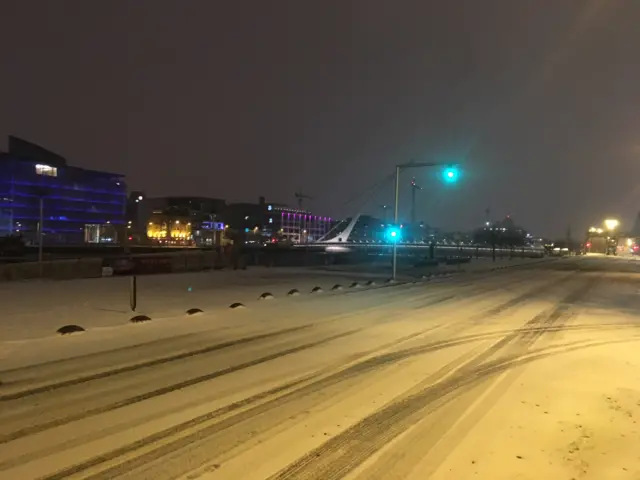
[[410, 177, 422, 225], [294, 191, 312, 209]]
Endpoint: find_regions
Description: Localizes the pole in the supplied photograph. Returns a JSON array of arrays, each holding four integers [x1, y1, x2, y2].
[[411, 185, 416, 225], [38, 196, 44, 277], [392, 165, 400, 280], [492, 229, 496, 262], [390, 161, 442, 280], [130, 275, 137, 312]]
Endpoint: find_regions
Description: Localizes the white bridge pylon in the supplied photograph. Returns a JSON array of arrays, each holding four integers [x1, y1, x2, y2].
[[316, 214, 361, 243]]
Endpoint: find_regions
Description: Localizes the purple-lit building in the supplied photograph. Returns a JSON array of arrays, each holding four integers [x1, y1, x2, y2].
[[0, 136, 127, 245], [266, 204, 333, 243]]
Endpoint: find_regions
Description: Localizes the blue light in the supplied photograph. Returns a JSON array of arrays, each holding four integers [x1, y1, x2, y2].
[[2, 188, 125, 206], [385, 225, 402, 243], [11, 215, 124, 224], [5, 179, 126, 196], [441, 166, 460, 184]]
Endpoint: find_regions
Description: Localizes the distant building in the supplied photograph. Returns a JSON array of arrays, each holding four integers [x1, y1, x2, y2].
[[223, 197, 333, 244], [146, 212, 194, 246], [268, 204, 333, 243], [135, 196, 226, 246], [0, 136, 126, 245]]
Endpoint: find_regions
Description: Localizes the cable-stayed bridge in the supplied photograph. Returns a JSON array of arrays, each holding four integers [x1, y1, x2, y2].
[[294, 214, 545, 258]]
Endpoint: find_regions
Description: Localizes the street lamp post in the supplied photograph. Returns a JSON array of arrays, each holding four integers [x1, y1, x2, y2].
[[33, 186, 47, 278], [392, 162, 439, 280], [604, 218, 619, 255], [38, 196, 44, 277]]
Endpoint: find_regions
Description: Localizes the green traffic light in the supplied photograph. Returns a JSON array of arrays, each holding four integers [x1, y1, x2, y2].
[[386, 226, 401, 242], [441, 166, 459, 183]]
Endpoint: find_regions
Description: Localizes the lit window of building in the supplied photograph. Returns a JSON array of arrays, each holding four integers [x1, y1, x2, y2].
[[35, 164, 58, 177], [146, 215, 193, 245]]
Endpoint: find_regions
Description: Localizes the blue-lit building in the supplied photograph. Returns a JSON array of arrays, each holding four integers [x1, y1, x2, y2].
[[0, 136, 127, 244]]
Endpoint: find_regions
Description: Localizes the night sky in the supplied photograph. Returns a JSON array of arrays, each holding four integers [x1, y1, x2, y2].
[[1, 1, 639, 237]]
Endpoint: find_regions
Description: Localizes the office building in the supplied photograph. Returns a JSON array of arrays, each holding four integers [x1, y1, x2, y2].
[[223, 197, 333, 244], [0, 136, 126, 245], [267, 204, 333, 243]]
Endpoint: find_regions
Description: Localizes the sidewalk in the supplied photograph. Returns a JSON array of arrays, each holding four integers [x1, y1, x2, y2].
[[0, 267, 410, 342], [0, 259, 555, 342]]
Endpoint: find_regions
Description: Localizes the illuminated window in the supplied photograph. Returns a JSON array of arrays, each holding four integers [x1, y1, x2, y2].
[[35, 164, 57, 177]]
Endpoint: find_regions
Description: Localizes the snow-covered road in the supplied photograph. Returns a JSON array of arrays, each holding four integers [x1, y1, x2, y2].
[[1, 256, 640, 479]]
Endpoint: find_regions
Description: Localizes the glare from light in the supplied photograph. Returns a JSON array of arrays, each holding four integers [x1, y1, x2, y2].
[[138, 195, 143, 201], [604, 219, 619, 230], [596, 228, 604, 234], [588, 227, 597, 233]]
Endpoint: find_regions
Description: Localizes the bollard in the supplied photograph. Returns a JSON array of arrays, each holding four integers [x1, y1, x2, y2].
[[130, 275, 137, 312]]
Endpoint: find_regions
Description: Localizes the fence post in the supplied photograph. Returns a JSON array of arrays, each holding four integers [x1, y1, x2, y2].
[[130, 275, 137, 312]]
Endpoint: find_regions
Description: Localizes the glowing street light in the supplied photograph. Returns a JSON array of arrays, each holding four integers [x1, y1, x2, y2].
[[441, 165, 460, 183], [604, 219, 619, 231], [385, 225, 401, 243]]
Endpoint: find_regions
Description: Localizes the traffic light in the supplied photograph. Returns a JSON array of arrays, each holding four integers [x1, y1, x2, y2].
[[385, 225, 402, 243], [441, 165, 460, 184]]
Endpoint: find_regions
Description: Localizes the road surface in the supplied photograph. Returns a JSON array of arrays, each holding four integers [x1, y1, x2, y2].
[[1, 256, 640, 479]]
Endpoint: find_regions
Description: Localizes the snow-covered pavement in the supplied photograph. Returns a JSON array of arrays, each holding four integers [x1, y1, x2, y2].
[[1, 256, 639, 479], [0, 259, 546, 342]]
